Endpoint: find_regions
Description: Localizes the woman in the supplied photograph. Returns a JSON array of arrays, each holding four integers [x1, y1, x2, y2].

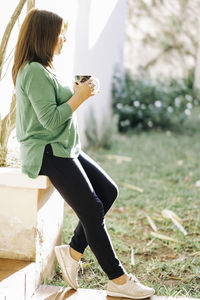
[[12, 8, 155, 299]]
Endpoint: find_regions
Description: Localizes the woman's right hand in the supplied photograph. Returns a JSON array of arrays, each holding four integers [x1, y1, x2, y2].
[[74, 79, 96, 102]]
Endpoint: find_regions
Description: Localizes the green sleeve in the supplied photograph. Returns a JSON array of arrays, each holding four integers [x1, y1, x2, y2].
[[24, 63, 72, 131]]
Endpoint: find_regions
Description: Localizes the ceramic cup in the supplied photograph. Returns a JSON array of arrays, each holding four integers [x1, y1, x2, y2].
[[74, 75, 100, 95]]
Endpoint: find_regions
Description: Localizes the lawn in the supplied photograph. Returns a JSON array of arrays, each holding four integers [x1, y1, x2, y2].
[[49, 108, 200, 298]]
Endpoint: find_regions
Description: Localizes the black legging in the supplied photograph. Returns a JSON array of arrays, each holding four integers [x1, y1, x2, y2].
[[39, 144, 125, 280]]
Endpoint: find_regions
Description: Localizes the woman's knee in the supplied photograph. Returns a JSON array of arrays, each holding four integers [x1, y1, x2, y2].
[[104, 183, 119, 211], [77, 191, 105, 219], [110, 182, 119, 202]]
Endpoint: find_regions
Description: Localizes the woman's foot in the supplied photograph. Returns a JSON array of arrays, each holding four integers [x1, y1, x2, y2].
[[111, 273, 128, 285], [70, 246, 83, 261], [55, 245, 83, 290], [107, 273, 155, 299]]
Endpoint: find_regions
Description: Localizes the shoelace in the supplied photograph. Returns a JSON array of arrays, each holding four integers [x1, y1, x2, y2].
[[78, 261, 84, 275], [128, 273, 140, 283]]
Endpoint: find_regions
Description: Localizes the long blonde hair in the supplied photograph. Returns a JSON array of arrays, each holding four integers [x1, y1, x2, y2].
[[12, 8, 64, 85]]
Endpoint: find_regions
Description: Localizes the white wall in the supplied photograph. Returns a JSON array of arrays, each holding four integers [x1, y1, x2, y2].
[[73, 0, 127, 144]]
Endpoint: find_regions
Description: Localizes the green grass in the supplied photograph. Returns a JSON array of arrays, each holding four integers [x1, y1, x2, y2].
[[47, 108, 200, 297]]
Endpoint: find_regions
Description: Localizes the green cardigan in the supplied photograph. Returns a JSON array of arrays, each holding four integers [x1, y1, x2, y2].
[[16, 61, 81, 178]]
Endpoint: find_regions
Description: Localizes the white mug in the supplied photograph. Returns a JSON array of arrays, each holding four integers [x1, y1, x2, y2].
[[74, 75, 100, 95]]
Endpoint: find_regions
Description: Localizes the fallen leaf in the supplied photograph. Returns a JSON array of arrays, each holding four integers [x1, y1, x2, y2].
[[105, 154, 132, 164], [162, 209, 187, 235], [188, 251, 200, 257], [146, 215, 158, 232], [146, 238, 155, 246], [121, 182, 144, 193], [177, 160, 183, 166], [150, 232, 184, 244], [166, 275, 183, 280], [195, 180, 200, 187], [131, 247, 135, 265], [169, 255, 176, 259], [162, 209, 182, 223], [171, 217, 187, 235]]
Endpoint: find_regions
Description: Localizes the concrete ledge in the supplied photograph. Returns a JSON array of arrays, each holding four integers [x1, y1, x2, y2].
[[0, 167, 51, 189], [0, 168, 64, 261], [0, 167, 65, 298]]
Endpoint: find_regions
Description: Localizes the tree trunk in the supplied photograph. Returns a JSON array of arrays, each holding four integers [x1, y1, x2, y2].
[[27, 0, 35, 13], [0, 0, 27, 80], [0, 94, 16, 166]]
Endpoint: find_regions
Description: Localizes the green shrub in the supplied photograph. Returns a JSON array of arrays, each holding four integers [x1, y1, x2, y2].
[[112, 68, 199, 132]]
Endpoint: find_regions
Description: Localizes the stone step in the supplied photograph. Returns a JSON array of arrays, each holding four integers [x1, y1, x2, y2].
[[0, 258, 35, 300], [0, 258, 30, 282], [31, 285, 199, 300]]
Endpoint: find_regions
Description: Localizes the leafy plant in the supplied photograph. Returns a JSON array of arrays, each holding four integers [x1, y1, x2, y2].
[[112, 68, 199, 132]]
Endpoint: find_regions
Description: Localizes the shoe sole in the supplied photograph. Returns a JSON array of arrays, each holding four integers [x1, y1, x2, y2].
[[55, 246, 78, 290], [107, 290, 155, 299]]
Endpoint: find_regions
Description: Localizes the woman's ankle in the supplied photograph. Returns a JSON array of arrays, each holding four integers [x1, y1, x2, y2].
[[69, 246, 83, 261], [111, 273, 128, 285]]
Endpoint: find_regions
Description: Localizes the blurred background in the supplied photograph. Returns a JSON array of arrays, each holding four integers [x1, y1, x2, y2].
[[0, 0, 200, 297]]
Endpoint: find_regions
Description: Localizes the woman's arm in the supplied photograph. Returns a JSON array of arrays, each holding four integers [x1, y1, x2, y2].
[[24, 63, 73, 131], [66, 80, 95, 113]]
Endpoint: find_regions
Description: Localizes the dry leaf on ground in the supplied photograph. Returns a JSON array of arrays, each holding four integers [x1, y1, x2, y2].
[[146, 238, 155, 246], [195, 180, 200, 187], [188, 251, 200, 257], [177, 160, 183, 166], [105, 154, 132, 164], [162, 209, 182, 222], [162, 209, 187, 235], [150, 232, 184, 244], [166, 275, 183, 280], [120, 182, 144, 193], [146, 215, 158, 232], [131, 247, 135, 265]]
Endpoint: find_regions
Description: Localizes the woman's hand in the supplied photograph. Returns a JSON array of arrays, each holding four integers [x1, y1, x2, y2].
[[67, 79, 99, 113], [73, 82, 79, 94], [73, 79, 96, 102]]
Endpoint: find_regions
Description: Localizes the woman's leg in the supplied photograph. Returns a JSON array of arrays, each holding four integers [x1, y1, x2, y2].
[[69, 150, 119, 254], [39, 145, 125, 280]]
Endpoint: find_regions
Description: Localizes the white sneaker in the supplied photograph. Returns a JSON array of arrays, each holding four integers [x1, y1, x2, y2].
[[107, 273, 155, 299], [54, 245, 82, 290]]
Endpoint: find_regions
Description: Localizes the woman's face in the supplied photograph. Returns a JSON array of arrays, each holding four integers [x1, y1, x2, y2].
[[54, 24, 67, 55]]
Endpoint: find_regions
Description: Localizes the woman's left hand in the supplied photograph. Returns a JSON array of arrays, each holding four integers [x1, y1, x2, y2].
[[73, 82, 79, 94]]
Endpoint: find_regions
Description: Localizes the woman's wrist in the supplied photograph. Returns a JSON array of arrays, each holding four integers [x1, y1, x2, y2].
[[66, 91, 86, 113]]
